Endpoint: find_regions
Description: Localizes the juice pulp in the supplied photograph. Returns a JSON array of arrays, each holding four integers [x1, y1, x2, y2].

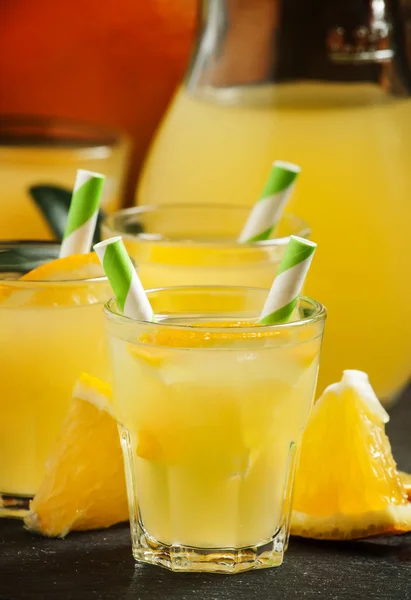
[[137, 84, 411, 401], [0, 145, 126, 241], [0, 279, 111, 497], [109, 319, 321, 549]]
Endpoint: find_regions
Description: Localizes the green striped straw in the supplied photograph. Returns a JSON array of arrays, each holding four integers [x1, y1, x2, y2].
[[94, 237, 155, 321], [259, 236, 316, 324], [238, 161, 300, 243], [59, 169, 105, 258]]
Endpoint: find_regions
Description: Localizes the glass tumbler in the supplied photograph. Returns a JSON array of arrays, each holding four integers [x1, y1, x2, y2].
[[105, 285, 326, 573], [102, 203, 310, 289]]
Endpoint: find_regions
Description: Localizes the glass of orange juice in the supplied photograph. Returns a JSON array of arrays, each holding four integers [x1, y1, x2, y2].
[[102, 204, 310, 289], [106, 285, 326, 573], [0, 115, 130, 241], [0, 242, 111, 517]]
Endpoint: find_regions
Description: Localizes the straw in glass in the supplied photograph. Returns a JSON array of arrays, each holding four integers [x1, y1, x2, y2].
[[59, 170, 105, 258], [238, 161, 300, 243], [94, 236, 155, 321], [259, 235, 316, 324]]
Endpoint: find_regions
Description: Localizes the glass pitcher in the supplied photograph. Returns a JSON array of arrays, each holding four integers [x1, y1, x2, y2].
[[137, 0, 411, 404]]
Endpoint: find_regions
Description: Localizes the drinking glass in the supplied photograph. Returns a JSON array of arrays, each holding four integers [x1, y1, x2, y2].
[[0, 242, 111, 517], [0, 115, 130, 240], [102, 204, 310, 289], [105, 286, 326, 573]]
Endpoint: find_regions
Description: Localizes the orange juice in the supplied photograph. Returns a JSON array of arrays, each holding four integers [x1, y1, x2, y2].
[[0, 116, 129, 240], [102, 205, 309, 290], [0, 245, 111, 513], [137, 84, 411, 402], [106, 286, 326, 573]]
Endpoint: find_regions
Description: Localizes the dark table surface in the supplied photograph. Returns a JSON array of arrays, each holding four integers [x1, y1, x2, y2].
[[1, 387, 411, 600]]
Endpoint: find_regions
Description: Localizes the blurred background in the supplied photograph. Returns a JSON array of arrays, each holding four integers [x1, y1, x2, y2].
[[0, 0, 197, 205]]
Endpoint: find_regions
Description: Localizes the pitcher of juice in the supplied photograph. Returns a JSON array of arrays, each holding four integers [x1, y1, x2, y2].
[[137, 0, 411, 404]]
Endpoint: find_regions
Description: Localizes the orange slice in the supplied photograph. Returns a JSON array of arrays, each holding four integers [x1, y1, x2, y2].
[[139, 320, 317, 349], [139, 321, 266, 349], [24, 374, 128, 537], [291, 370, 411, 540], [128, 345, 169, 368], [0, 253, 107, 307], [131, 321, 318, 376], [20, 252, 102, 281]]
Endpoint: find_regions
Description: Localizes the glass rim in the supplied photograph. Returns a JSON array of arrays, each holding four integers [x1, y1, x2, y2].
[[0, 241, 108, 286], [0, 113, 129, 150], [104, 286, 326, 333], [102, 203, 311, 248]]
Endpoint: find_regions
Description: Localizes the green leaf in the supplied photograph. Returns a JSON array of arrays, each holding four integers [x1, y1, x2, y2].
[[29, 185, 71, 240], [29, 184, 105, 244], [0, 242, 60, 275]]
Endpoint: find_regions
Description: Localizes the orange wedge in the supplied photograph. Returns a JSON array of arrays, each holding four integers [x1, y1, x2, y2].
[[138, 320, 318, 352], [24, 374, 128, 537], [291, 370, 411, 540], [21, 252, 102, 281], [1, 253, 107, 307]]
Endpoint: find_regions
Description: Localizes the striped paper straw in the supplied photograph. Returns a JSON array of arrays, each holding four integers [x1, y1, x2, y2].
[[259, 236, 316, 324], [238, 161, 301, 243], [94, 236, 155, 321], [59, 170, 105, 258]]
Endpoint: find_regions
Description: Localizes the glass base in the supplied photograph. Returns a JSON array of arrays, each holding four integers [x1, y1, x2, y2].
[[0, 493, 31, 519], [131, 525, 287, 574]]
